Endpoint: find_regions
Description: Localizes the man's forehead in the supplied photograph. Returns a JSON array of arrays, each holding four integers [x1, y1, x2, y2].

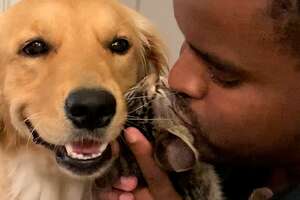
[[175, 0, 299, 73], [177, 0, 269, 20], [176, 0, 274, 46], [179, 0, 300, 57]]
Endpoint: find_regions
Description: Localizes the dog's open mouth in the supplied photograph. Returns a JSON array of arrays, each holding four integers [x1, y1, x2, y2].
[[24, 120, 112, 175]]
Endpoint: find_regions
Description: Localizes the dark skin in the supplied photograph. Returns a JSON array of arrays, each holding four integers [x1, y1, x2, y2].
[[98, 0, 300, 199]]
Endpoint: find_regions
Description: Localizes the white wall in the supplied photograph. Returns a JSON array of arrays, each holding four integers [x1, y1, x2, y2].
[[0, 0, 6, 12], [138, 0, 183, 65], [120, 0, 137, 9], [1, 0, 183, 65], [120, 0, 183, 65], [0, 0, 19, 11]]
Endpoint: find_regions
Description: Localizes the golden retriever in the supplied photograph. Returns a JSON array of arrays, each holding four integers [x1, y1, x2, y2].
[[0, 0, 167, 199]]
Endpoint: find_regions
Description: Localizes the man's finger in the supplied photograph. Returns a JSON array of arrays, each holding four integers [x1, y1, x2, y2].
[[93, 188, 119, 200], [124, 127, 182, 200], [94, 187, 134, 200], [113, 176, 138, 192], [134, 188, 154, 200], [119, 193, 135, 200]]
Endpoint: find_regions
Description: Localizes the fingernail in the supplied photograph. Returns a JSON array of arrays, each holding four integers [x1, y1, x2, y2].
[[120, 176, 131, 185], [120, 176, 137, 187], [119, 193, 134, 200], [125, 128, 137, 144]]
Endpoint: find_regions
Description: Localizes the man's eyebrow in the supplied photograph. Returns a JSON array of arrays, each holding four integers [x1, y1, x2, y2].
[[189, 43, 246, 74]]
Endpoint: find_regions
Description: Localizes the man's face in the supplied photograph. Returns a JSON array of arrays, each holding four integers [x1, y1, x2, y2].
[[170, 0, 300, 165]]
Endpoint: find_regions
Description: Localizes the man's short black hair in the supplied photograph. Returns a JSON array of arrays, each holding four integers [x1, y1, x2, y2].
[[268, 0, 300, 55]]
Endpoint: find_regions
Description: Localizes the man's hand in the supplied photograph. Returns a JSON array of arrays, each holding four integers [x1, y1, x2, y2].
[[95, 127, 182, 200], [94, 176, 138, 200]]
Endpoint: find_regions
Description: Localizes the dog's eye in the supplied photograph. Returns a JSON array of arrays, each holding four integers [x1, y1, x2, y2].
[[109, 38, 130, 54], [22, 39, 50, 57]]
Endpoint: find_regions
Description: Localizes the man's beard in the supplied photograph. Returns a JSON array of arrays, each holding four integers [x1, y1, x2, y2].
[[170, 93, 220, 162], [171, 93, 276, 166]]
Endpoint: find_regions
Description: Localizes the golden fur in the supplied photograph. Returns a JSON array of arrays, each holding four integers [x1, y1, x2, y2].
[[0, 0, 167, 199]]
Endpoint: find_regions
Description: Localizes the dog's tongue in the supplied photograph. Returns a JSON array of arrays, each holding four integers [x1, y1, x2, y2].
[[70, 139, 101, 154]]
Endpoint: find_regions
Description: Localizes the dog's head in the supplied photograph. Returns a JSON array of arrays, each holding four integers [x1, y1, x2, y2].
[[0, 0, 167, 178]]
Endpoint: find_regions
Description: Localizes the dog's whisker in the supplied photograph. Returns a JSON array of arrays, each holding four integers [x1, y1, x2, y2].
[[127, 118, 172, 121], [25, 121, 41, 149], [127, 94, 161, 114], [129, 91, 171, 100], [126, 114, 172, 120], [25, 133, 33, 148], [124, 121, 137, 127], [127, 102, 151, 114], [23, 112, 43, 122], [126, 115, 147, 119], [53, 144, 60, 153], [125, 95, 152, 100]]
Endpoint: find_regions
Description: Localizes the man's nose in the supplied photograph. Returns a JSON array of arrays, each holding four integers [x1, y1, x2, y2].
[[168, 45, 209, 99]]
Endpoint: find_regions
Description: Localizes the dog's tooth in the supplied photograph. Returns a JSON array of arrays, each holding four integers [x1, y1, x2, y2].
[[77, 154, 85, 160], [92, 152, 102, 158], [70, 151, 79, 159], [83, 154, 92, 160], [65, 144, 73, 155], [64, 142, 109, 160], [99, 143, 108, 153], [72, 152, 83, 160], [67, 150, 102, 160]]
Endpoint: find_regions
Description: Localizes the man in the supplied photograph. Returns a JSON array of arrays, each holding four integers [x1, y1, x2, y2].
[[99, 0, 300, 199]]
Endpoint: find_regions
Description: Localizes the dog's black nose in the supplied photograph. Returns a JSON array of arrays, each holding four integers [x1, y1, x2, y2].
[[65, 89, 116, 130]]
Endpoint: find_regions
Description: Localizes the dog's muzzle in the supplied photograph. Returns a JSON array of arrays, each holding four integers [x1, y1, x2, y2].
[[23, 88, 117, 176], [25, 119, 113, 176]]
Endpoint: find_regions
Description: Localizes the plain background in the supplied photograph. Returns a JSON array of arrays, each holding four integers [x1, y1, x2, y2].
[[0, 0, 183, 65]]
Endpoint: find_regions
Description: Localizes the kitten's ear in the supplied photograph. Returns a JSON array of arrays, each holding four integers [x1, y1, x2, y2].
[[154, 127, 199, 172]]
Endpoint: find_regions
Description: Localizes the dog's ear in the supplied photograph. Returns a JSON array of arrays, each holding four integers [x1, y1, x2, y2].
[[0, 12, 4, 84], [131, 10, 169, 80], [0, 12, 4, 65], [0, 13, 5, 84], [0, 13, 5, 142]]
